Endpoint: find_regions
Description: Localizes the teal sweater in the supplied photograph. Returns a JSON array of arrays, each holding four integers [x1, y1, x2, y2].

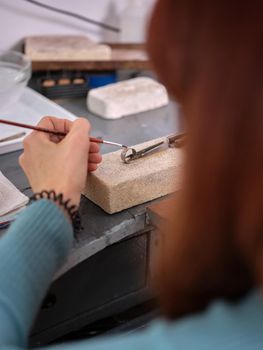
[[1, 199, 263, 349]]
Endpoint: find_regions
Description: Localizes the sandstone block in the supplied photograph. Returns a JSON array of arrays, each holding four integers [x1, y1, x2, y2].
[[83, 137, 183, 214], [87, 77, 169, 119]]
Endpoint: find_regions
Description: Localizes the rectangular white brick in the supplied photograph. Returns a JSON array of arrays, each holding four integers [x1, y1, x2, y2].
[[87, 77, 169, 119]]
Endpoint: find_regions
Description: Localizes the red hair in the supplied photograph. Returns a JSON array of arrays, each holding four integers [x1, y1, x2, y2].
[[147, 0, 263, 318]]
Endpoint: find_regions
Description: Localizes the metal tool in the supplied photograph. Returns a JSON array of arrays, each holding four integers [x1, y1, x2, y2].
[[121, 133, 185, 164], [0, 132, 26, 143]]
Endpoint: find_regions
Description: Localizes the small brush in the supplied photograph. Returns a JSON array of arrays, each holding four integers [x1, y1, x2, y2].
[[0, 118, 127, 148]]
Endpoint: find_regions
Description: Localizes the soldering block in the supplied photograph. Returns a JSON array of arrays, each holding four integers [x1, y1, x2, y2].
[[87, 77, 169, 119], [83, 137, 184, 214]]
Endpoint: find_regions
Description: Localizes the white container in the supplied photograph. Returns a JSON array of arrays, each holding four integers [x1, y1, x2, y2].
[[119, 0, 146, 43]]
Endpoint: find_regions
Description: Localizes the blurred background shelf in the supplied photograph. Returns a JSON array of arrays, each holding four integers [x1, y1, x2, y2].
[[25, 40, 151, 72]]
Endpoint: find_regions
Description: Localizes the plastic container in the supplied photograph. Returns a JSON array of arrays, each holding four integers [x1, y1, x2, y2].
[[0, 50, 31, 112], [88, 72, 117, 89]]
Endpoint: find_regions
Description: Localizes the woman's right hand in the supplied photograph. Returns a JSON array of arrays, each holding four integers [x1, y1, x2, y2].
[[19, 116, 102, 207]]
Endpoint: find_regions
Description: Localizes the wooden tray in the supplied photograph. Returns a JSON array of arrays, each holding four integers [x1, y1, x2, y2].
[[24, 36, 151, 71]]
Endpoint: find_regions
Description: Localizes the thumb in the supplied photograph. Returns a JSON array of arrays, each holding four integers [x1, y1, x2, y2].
[[63, 118, 91, 150], [68, 118, 91, 136]]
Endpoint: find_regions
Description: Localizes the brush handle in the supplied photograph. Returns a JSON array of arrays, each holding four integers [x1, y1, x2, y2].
[[0, 119, 104, 144]]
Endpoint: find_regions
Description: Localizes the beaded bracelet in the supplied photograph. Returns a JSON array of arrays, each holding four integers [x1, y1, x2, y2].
[[30, 190, 82, 233]]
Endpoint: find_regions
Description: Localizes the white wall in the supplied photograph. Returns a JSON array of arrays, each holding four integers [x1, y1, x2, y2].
[[0, 0, 156, 50]]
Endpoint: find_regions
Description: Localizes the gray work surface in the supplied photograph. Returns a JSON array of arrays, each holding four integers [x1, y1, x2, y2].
[[0, 97, 182, 277], [56, 97, 182, 153], [0, 96, 182, 344]]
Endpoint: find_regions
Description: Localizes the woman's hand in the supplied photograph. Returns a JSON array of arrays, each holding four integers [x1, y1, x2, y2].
[[19, 116, 102, 206]]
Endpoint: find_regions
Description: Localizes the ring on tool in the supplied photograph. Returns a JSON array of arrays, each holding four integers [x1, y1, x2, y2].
[[121, 147, 137, 164], [121, 141, 165, 164]]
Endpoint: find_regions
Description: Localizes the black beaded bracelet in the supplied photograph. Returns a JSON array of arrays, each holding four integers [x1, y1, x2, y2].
[[30, 190, 82, 234]]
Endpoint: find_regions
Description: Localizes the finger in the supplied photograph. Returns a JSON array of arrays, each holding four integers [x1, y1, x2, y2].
[[89, 142, 100, 153], [88, 153, 102, 164], [36, 116, 73, 141], [88, 163, 98, 172], [38, 116, 73, 133], [49, 134, 64, 144], [23, 128, 54, 150], [18, 153, 25, 169], [69, 118, 90, 135], [22, 131, 40, 149], [61, 118, 91, 161], [65, 118, 91, 145]]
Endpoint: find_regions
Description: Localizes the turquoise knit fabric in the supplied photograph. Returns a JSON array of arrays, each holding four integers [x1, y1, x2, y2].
[[0, 199, 263, 349]]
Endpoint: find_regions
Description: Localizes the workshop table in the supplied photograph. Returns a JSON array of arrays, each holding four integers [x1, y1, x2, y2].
[[0, 97, 182, 346]]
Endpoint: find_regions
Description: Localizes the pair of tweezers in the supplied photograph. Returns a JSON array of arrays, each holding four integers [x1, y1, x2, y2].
[[121, 133, 185, 164]]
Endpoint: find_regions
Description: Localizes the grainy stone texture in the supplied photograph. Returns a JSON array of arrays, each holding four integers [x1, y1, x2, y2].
[[25, 35, 111, 61], [83, 137, 184, 214], [87, 77, 169, 119]]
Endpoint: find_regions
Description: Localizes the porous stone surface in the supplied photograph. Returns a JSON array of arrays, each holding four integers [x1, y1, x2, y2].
[[87, 77, 169, 119], [83, 137, 184, 214], [25, 35, 111, 61]]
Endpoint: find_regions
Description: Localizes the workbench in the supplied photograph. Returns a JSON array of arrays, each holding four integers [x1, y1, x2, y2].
[[0, 96, 181, 346]]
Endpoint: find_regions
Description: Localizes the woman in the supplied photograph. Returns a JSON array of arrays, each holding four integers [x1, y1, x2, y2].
[[1, 0, 263, 349]]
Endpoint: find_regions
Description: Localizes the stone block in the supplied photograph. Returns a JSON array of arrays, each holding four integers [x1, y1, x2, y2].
[[87, 77, 169, 119], [83, 137, 183, 214]]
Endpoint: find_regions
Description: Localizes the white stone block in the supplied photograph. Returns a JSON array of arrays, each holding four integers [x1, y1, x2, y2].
[[87, 77, 169, 119]]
